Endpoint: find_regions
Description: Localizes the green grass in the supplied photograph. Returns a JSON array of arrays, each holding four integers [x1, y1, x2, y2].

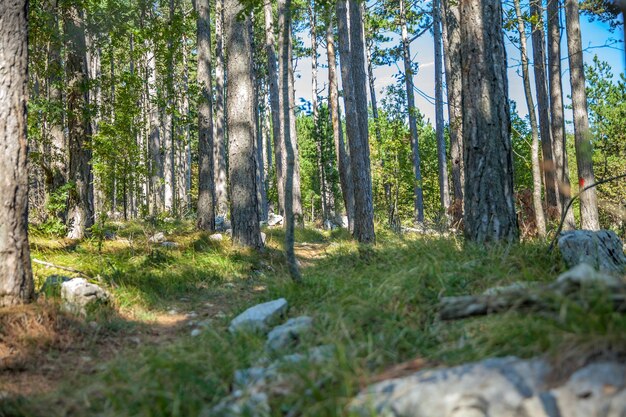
[[4, 222, 626, 417]]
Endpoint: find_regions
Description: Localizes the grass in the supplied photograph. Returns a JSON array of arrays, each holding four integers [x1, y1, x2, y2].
[[2, 221, 625, 417]]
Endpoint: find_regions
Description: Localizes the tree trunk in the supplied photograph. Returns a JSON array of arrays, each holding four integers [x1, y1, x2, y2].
[[147, 38, 163, 215], [326, 10, 355, 231], [400, 0, 425, 225], [163, 0, 175, 213], [280, 0, 302, 281], [460, 0, 519, 243], [564, 0, 600, 230], [513, 0, 547, 237], [0, 0, 34, 306], [441, 0, 464, 224], [65, 5, 95, 239], [197, 0, 216, 231], [225, 0, 262, 248], [264, 0, 286, 216], [337, 0, 376, 243], [547, 0, 576, 229], [433, 0, 451, 219], [530, 0, 558, 219], [214, 0, 228, 218]]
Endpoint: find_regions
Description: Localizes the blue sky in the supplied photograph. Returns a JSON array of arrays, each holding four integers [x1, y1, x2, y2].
[[293, 10, 625, 127]]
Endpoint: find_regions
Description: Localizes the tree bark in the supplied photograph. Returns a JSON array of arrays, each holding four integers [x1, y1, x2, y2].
[[65, 5, 95, 239], [0, 0, 34, 306], [214, 0, 228, 218], [400, 0, 425, 224], [460, 0, 519, 243], [547, 0, 576, 230], [564, 0, 600, 230], [530, 0, 558, 218], [338, 0, 375, 243], [441, 0, 464, 224], [326, 10, 355, 231], [163, 0, 175, 213], [433, 0, 451, 219], [513, 0, 546, 237], [147, 39, 163, 215], [225, 0, 262, 248], [196, 0, 216, 231]]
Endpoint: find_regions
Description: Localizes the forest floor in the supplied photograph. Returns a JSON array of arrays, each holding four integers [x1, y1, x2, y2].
[[1, 220, 625, 417]]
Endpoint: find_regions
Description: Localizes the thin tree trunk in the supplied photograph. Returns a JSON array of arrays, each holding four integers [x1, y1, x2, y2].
[[460, 0, 519, 243], [197, 0, 216, 231], [214, 0, 228, 218], [280, 0, 302, 280], [326, 10, 355, 231], [564, 0, 600, 230], [433, 0, 451, 220], [147, 41, 163, 215], [225, 0, 262, 248], [513, 0, 546, 237], [441, 0, 463, 224], [264, 0, 286, 216], [163, 0, 175, 213], [65, 5, 95, 239], [530, 0, 558, 219], [547, 0, 576, 230], [400, 0, 425, 225], [0, 0, 34, 306]]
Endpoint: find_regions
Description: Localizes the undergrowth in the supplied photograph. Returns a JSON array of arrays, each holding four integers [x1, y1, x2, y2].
[[3, 221, 625, 417]]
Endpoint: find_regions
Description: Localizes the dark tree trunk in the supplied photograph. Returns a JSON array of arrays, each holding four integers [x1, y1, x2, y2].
[[0, 0, 34, 306], [547, 0, 576, 229], [326, 11, 355, 231], [564, 0, 600, 230], [460, 0, 519, 243], [225, 0, 262, 248], [65, 5, 94, 239], [441, 0, 464, 224], [196, 0, 216, 231]]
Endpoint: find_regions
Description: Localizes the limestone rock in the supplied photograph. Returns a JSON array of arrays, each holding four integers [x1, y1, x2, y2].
[[261, 232, 267, 245], [161, 241, 179, 249], [61, 278, 109, 315], [556, 263, 624, 290], [558, 230, 626, 274], [266, 316, 313, 351], [210, 233, 224, 241], [208, 391, 270, 417], [148, 232, 166, 243], [229, 298, 288, 333], [267, 213, 283, 227]]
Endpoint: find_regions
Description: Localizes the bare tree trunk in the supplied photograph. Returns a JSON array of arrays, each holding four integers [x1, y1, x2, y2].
[[264, 0, 286, 216], [225, 0, 262, 248], [441, 0, 463, 224], [163, 0, 175, 213], [214, 0, 228, 218], [513, 0, 547, 237], [433, 0, 451, 220], [0, 0, 34, 306], [147, 40, 163, 215], [326, 11, 355, 231], [197, 0, 215, 231], [564, 0, 600, 230], [547, 0, 576, 230], [400, 0, 425, 225], [65, 5, 94, 239], [461, 0, 518, 243], [280, 0, 302, 280]]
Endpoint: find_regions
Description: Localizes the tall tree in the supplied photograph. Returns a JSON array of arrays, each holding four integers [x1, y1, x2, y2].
[[65, 3, 95, 239], [399, 0, 425, 224], [280, 0, 302, 281], [225, 0, 262, 248], [565, 0, 600, 230], [513, 0, 546, 236], [441, 0, 464, 224], [338, 0, 375, 242], [196, 0, 215, 231], [326, 9, 355, 231], [0, 0, 34, 306], [433, 0, 450, 218], [461, 0, 518, 243], [147, 36, 163, 214], [214, 0, 228, 218], [547, 0, 576, 229]]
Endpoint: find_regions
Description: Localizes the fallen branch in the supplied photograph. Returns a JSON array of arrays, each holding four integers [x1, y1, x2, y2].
[[32, 258, 91, 278]]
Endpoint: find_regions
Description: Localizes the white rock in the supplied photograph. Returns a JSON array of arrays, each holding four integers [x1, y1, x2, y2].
[[261, 232, 267, 245], [148, 232, 166, 243], [161, 241, 178, 248], [556, 263, 624, 289], [210, 233, 223, 241], [61, 278, 109, 315], [266, 316, 313, 351], [190, 328, 202, 337], [341, 216, 349, 228], [267, 213, 283, 227], [229, 298, 288, 333], [558, 230, 626, 274]]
